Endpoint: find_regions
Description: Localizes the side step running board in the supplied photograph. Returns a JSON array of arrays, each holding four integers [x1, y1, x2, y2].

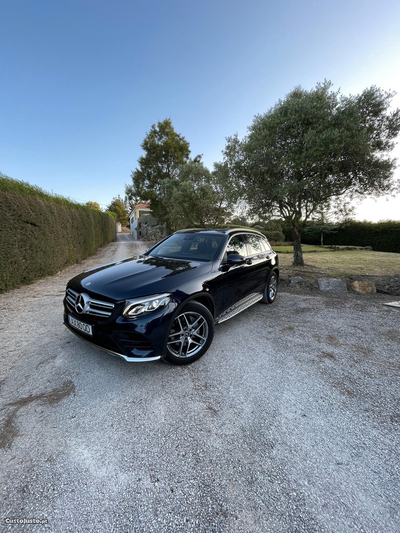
[[215, 293, 263, 324]]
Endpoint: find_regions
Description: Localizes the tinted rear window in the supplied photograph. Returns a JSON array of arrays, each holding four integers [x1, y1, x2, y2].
[[246, 234, 270, 255]]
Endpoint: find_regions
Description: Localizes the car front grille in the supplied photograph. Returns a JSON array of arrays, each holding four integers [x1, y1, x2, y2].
[[66, 288, 115, 318]]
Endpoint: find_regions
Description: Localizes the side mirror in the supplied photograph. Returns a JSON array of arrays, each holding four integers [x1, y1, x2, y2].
[[226, 253, 245, 265]]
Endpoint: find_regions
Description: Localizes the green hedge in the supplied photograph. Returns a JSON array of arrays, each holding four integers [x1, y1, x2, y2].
[[0, 176, 116, 292], [302, 220, 400, 253], [262, 230, 285, 242]]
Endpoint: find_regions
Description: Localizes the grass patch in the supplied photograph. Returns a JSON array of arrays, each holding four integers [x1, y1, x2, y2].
[[277, 250, 400, 278], [273, 245, 367, 253], [274, 245, 331, 253]]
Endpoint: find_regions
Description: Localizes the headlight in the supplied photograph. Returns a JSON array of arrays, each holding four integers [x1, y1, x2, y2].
[[122, 294, 171, 318]]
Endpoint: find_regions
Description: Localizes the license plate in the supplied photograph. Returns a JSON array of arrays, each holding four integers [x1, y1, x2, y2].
[[68, 315, 93, 336]]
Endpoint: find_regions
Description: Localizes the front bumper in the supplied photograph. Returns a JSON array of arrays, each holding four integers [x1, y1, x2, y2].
[[63, 299, 178, 362], [64, 322, 161, 362]]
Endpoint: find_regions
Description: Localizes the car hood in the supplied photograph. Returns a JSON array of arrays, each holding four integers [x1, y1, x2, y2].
[[69, 255, 212, 301]]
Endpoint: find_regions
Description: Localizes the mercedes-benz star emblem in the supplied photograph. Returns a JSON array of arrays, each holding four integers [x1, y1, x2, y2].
[[75, 293, 88, 314]]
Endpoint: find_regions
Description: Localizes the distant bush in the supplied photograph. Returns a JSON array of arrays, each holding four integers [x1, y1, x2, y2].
[[0, 174, 116, 292], [302, 220, 400, 253], [249, 220, 285, 243], [263, 230, 285, 242]]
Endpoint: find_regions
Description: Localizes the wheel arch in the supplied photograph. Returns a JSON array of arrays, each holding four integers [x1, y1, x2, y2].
[[271, 266, 279, 278], [176, 292, 215, 318]]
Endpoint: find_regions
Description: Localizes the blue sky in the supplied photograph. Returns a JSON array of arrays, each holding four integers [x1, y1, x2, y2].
[[1, 0, 399, 220]]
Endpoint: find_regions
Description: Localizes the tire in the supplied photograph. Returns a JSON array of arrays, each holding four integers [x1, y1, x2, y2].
[[261, 271, 278, 304], [164, 301, 215, 365]]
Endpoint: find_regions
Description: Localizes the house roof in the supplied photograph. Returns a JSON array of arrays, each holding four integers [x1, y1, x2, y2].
[[128, 201, 151, 218]]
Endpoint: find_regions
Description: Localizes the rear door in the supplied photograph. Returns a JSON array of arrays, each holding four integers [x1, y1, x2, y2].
[[243, 233, 272, 292]]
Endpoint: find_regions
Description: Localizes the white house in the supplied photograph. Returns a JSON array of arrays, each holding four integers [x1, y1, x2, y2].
[[129, 202, 151, 240]]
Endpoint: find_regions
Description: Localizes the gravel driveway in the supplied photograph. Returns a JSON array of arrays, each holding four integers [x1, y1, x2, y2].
[[0, 236, 399, 532]]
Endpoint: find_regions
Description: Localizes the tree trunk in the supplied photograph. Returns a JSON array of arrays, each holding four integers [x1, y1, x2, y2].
[[291, 228, 304, 266]]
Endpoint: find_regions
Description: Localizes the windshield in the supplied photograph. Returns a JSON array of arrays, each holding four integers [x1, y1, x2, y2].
[[149, 233, 225, 262]]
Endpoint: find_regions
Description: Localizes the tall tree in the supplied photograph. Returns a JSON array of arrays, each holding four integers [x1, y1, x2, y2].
[[162, 161, 229, 230], [126, 119, 191, 225], [85, 201, 101, 210], [106, 196, 129, 226], [223, 82, 400, 265]]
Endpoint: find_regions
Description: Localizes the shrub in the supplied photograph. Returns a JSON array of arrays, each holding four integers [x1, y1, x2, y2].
[[263, 230, 285, 242], [302, 220, 400, 253], [0, 175, 116, 292]]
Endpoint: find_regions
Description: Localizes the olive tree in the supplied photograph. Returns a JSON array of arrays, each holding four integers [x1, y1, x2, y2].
[[223, 82, 400, 265]]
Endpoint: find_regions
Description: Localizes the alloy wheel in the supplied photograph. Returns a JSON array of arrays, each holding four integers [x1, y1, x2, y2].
[[167, 311, 209, 359], [269, 274, 278, 301]]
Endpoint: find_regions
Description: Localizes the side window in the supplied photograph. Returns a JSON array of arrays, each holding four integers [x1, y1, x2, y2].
[[246, 234, 268, 255], [225, 234, 248, 258], [264, 239, 272, 252]]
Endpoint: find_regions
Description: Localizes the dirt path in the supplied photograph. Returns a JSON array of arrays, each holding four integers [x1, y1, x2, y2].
[[0, 237, 399, 532]]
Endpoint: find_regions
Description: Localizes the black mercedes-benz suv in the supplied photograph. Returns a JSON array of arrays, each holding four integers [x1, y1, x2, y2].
[[64, 228, 279, 364]]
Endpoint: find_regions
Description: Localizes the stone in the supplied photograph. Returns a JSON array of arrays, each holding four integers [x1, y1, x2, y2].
[[349, 275, 400, 296], [318, 278, 348, 293], [289, 277, 304, 285], [349, 281, 377, 294], [374, 275, 400, 296]]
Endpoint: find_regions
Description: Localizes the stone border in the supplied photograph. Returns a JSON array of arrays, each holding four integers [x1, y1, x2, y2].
[[281, 274, 400, 296]]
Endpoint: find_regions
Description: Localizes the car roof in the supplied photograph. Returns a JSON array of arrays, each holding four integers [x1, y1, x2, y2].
[[174, 227, 266, 237]]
